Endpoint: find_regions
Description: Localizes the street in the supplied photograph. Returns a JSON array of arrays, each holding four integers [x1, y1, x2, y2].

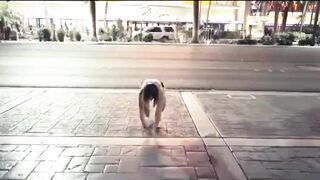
[[1, 42, 320, 180], [1, 42, 320, 91]]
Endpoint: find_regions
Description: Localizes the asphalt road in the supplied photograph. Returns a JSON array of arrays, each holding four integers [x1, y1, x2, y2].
[[1, 42, 320, 91]]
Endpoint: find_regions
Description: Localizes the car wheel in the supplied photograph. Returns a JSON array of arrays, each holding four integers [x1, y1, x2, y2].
[[160, 36, 169, 43]]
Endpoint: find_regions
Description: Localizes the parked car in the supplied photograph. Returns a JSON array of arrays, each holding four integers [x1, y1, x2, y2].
[[133, 26, 175, 42]]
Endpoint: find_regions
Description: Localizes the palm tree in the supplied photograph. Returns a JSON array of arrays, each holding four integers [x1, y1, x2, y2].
[[191, 0, 199, 43], [312, 0, 320, 43], [90, 0, 97, 40], [273, 1, 281, 34], [104, 1, 108, 28], [300, 1, 309, 34], [280, 1, 293, 32], [205, 0, 212, 40]]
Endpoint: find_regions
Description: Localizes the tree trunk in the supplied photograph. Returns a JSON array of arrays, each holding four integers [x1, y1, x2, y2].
[[312, 0, 320, 43], [300, 1, 309, 34], [281, 1, 293, 32], [310, 3, 314, 25], [262, 1, 268, 16], [205, 0, 212, 40], [273, 2, 280, 34], [90, 0, 97, 40], [191, 0, 200, 43], [104, 1, 108, 28]]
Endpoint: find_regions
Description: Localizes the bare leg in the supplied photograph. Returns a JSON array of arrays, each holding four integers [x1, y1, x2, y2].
[[139, 93, 147, 128], [144, 101, 150, 118], [154, 106, 162, 128]]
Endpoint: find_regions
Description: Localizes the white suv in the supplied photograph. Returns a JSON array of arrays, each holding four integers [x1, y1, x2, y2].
[[140, 26, 175, 41]]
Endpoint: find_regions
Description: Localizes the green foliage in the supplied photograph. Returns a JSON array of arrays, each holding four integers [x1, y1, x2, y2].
[[57, 28, 65, 42], [237, 39, 257, 45], [69, 30, 74, 41], [42, 28, 51, 41], [37, 28, 51, 41], [111, 25, 117, 41], [9, 29, 17, 40], [0, 2, 23, 30], [143, 33, 153, 42], [298, 38, 314, 46], [276, 32, 295, 45], [220, 31, 241, 39], [75, 31, 81, 41], [261, 35, 275, 45]]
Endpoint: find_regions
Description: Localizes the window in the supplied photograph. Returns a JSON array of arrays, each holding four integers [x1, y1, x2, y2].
[[152, 27, 162, 32], [164, 27, 174, 32]]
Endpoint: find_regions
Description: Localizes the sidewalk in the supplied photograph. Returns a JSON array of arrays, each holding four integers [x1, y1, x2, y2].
[[0, 88, 320, 180]]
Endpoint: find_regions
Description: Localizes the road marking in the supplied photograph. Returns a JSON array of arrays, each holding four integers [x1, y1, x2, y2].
[[253, 68, 260, 72], [280, 69, 285, 72], [181, 92, 220, 138], [296, 65, 320, 71], [0, 89, 45, 114], [227, 94, 256, 100], [267, 69, 273, 72]]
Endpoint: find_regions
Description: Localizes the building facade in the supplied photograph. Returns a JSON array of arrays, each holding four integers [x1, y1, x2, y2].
[[5, 1, 316, 40]]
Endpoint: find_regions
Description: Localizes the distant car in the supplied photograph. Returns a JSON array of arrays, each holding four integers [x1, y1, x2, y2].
[[133, 26, 175, 41]]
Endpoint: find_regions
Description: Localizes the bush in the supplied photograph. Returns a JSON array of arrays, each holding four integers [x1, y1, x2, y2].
[[220, 31, 241, 39], [276, 32, 294, 46], [237, 39, 257, 45], [237, 39, 247, 44], [69, 30, 74, 41], [261, 35, 274, 45], [247, 39, 257, 45], [298, 39, 307, 46], [57, 29, 65, 42], [75, 32, 81, 41], [42, 28, 51, 41], [299, 37, 314, 46], [143, 33, 153, 42], [104, 37, 112, 41], [4, 26, 11, 40], [133, 33, 142, 41], [302, 25, 314, 34], [9, 30, 18, 40]]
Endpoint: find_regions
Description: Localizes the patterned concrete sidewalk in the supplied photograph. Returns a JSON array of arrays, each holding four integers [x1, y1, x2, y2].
[[0, 89, 198, 137], [196, 91, 320, 180], [0, 88, 220, 180], [0, 143, 217, 180], [1, 88, 320, 180]]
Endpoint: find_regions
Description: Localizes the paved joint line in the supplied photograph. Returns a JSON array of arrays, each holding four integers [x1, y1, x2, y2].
[[181, 92, 220, 138], [222, 138, 320, 147], [0, 136, 204, 146], [181, 92, 248, 180], [199, 90, 320, 96], [0, 89, 45, 114]]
